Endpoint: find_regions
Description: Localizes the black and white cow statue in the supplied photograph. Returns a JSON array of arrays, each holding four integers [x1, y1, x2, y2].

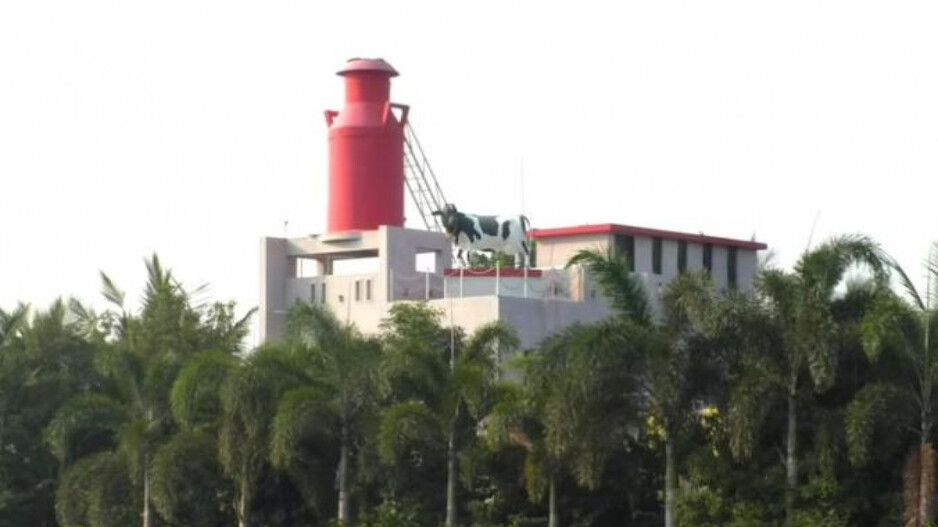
[[431, 203, 531, 268]]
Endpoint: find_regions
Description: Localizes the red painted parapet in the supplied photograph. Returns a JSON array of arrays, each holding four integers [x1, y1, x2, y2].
[[325, 58, 408, 232]]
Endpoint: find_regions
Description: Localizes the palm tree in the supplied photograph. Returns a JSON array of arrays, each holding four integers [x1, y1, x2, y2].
[[727, 234, 889, 526], [487, 323, 641, 527], [267, 303, 382, 525], [48, 254, 253, 527], [218, 342, 307, 527], [1, 301, 102, 527], [378, 303, 518, 527], [853, 244, 938, 526], [568, 249, 721, 527]]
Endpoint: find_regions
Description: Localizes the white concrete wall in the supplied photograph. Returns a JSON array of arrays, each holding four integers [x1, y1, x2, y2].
[[737, 249, 758, 290], [260, 237, 288, 342], [661, 240, 679, 278], [686, 243, 703, 272], [261, 226, 765, 346], [633, 236, 653, 275], [536, 233, 611, 268]]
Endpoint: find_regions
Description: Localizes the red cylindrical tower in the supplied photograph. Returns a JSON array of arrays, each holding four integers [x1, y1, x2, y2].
[[325, 58, 408, 232]]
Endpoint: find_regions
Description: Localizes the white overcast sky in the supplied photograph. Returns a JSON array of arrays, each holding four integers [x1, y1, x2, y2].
[[1, 1, 936, 339]]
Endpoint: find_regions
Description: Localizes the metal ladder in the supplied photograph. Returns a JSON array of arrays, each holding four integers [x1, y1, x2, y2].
[[403, 122, 448, 232]]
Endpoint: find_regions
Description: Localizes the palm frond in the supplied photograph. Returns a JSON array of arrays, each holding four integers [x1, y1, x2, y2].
[[287, 302, 346, 350], [483, 382, 528, 449], [567, 248, 652, 326], [150, 430, 230, 526], [845, 382, 902, 467], [99, 271, 126, 310], [0, 303, 29, 344], [461, 320, 519, 366], [796, 233, 890, 295], [171, 351, 237, 430], [756, 268, 799, 318], [378, 401, 444, 464], [661, 271, 715, 332], [892, 259, 927, 312], [269, 387, 335, 470], [859, 291, 919, 363], [45, 393, 125, 463], [55, 451, 137, 527], [727, 355, 781, 461]]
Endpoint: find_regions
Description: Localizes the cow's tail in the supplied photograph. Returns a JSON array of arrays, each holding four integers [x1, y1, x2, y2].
[[521, 215, 531, 237]]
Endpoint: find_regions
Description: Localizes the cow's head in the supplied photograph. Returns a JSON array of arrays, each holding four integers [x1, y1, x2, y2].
[[431, 203, 460, 236]]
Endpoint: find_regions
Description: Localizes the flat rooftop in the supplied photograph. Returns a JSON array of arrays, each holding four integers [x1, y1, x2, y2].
[[529, 223, 767, 251]]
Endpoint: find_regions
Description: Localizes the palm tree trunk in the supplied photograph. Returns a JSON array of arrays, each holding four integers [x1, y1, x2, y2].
[[446, 427, 457, 527], [665, 436, 676, 527], [904, 441, 935, 527], [548, 475, 559, 527], [920, 441, 935, 526], [785, 391, 797, 527], [142, 460, 153, 527], [337, 425, 350, 525], [238, 467, 251, 527]]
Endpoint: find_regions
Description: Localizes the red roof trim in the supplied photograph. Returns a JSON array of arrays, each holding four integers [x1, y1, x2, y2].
[[529, 224, 767, 250], [443, 268, 543, 278]]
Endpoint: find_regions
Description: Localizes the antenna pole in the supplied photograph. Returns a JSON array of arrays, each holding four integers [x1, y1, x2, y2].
[[804, 211, 821, 252]]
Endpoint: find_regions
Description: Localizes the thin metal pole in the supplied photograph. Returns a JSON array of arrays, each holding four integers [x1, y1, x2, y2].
[[496, 261, 501, 296], [425, 272, 430, 300], [523, 265, 528, 298]]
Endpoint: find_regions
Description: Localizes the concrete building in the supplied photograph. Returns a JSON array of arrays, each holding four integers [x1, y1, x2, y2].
[[259, 223, 765, 349], [258, 58, 767, 349]]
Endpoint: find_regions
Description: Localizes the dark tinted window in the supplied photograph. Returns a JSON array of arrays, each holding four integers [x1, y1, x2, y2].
[[615, 235, 635, 272], [728, 247, 738, 289], [652, 237, 662, 275], [703, 244, 713, 273], [678, 241, 687, 272]]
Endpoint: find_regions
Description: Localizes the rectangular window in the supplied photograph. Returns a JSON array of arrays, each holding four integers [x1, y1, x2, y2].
[[703, 244, 713, 273], [652, 237, 662, 275], [678, 241, 687, 273], [727, 247, 738, 289], [355, 280, 361, 301], [366, 280, 372, 301], [320, 282, 326, 304], [615, 235, 635, 272], [311, 283, 316, 303]]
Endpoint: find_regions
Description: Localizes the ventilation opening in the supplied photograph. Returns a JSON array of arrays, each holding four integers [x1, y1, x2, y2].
[[415, 251, 439, 273]]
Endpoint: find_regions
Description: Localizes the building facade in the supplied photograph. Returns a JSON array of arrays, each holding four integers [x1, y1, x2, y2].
[[259, 223, 766, 349]]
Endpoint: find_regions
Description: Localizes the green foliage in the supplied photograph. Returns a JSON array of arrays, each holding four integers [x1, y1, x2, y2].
[[171, 350, 238, 431], [55, 451, 138, 527], [567, 248, 651, 326], [44, 392, 124, 463], [379, 401, 444, 464], [358, 500, 424, 527], [150, 430, 234, 526], [467, 251, 520, 270], [845, 382, 903, 467], [6, 239, 938, 527]]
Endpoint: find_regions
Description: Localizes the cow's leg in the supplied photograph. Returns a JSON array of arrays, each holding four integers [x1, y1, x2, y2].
[[457, 248, 466, 267], [521, 241, 530, 268]]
